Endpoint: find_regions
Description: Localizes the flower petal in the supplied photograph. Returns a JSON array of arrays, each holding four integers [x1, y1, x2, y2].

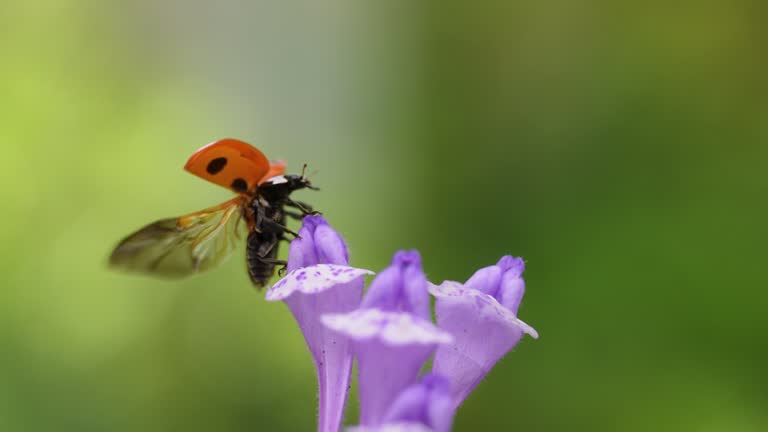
[[496, 255, 525, 275], [499, 268, 525, 314], [430, 280, 537, 408], [347, 423, 434, 432], [323, 309, 452, 426], [463, 255, 525, 301], [322, 308, 453, 346], [290, 280, 363, 432], [382, 373, 454, 432], [402, 256, 430, 319], [286, 215, 349, 271], [267, 216, 366, 432], [359, 264, 401, 311], [347, 374, 454, 432], [428, 281, 537, 338], [315, 222, 349, 264], [266, 264, 374, 301], [463, 265, 503, 297], [359, 250, 430, 320]]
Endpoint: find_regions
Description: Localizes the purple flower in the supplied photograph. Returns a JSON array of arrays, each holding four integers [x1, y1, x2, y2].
[[348, 373, 454, 432], [322, 251, 452, 427], [266, 216, 373, 432], [430, 256, 539, 408]]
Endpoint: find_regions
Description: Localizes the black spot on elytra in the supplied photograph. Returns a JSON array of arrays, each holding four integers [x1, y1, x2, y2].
[[231, 178, 248, 192], [206, 157, 227, 174]]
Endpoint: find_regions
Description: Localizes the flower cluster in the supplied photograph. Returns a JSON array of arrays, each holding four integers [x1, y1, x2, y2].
[[266, 216, 538, 432]]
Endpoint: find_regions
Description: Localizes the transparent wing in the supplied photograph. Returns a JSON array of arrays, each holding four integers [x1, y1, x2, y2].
[[109, 197, 246, 278]]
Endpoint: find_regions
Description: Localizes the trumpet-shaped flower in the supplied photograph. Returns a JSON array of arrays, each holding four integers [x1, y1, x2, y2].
[[323, 251, 452, 427], [347, 373, 454, 432], [266, 216, 373, 432], [430, 256, 538, 408], [267, 218, 540, 432]]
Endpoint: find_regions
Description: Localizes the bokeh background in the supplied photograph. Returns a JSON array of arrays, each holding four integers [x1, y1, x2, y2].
[[1, 1, 766, 431]]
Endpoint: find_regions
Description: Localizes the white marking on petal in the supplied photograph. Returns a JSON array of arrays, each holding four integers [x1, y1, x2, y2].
[[347, 423, 433, 432], [322, 308, 453, 345], [428, 281, 539, 339], [265, 264, 374, 301]]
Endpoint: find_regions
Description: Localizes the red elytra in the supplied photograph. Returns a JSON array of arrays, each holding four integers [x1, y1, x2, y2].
[[184, 138, 285, 194]]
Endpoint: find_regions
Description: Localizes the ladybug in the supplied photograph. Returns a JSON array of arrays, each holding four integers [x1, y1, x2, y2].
[[109, 138, 317, 288]]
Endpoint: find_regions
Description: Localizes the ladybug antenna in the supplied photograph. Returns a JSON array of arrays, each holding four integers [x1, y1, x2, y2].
[[301, 163, 320, 190]]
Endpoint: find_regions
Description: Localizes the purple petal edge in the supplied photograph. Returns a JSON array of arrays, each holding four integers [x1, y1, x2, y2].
[[266, 264, 374, 301], [322, 308, 453, 345], [428, 281, 538, 339], [347, 423, 433, 432]]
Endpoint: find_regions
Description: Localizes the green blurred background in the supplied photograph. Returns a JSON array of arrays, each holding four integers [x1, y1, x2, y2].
[[1, 1, 766, 431]]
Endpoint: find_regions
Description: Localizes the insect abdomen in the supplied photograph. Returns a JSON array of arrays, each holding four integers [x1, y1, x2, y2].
[[246, 231, 280, 289]]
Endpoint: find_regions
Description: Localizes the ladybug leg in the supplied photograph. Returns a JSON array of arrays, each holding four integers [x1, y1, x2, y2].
[[263, 218, 300, 238], [255, 256, 288, 276], [256, 257, 287, 266], [285, 210, 305, 220], [286, 199, 320, 216]]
